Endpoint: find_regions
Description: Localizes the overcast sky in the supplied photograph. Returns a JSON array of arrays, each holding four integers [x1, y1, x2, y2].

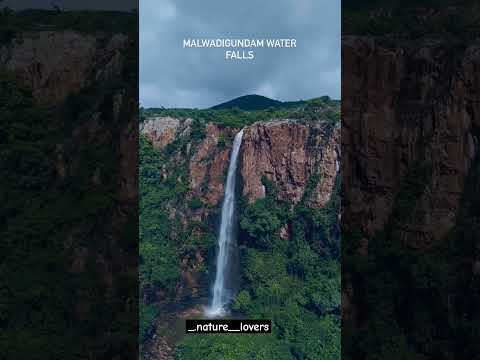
[[140, 0, 340, 108]]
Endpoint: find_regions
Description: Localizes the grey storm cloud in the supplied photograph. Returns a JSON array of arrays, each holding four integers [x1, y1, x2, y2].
[[140, 0, 340, 108]]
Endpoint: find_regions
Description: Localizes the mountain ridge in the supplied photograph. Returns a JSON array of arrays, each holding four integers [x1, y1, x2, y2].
[[211, 94, 309, 111]]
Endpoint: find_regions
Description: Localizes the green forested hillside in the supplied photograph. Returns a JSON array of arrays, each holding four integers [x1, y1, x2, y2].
[[211, 94, 284, 110], [177, 177, 341, 360], [0, 20, 138, 357], [140, 100, 341, 359], [140, 95, 340, 129], [139, 134, 216, 343]]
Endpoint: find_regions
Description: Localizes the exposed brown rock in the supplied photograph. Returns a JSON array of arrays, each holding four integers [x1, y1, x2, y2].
[[144, 336, 174, 360], [142, 117, 182, 150], [141, 117, 341, 309], [189, 123, 234, 206], [0, 31, 128, 105], [241, 119, 340, 207], [342, 36, 478, 249], [120, 106, 140, 204], [310, 128, 340, 208], [1, 26, 138, 359], [176, 250, 205, 300]]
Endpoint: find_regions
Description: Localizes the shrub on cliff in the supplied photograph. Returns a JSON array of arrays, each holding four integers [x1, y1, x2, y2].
[[240, 198, 283, 249]]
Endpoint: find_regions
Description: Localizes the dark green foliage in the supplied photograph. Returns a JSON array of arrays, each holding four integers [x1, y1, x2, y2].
[[240, 198, 284, 249], [139, 136, 182, 294], [343, 230, 459, 360], [177, 333, 292, 360], [343, 0, 476, 11], [211, 94, 341, 112], [236, 177, 341, 359], [343, 153, 480, 360], [232, 244, 340, 360], [239, 177, 286, 250], [0, 9, 139, 359], [139, 104, 341, 358], [217, 134, 227, 149], [0, 72, 70, 358], [161, 120, 206, 158], [190, 119, 207, 141], [140, 241, 180, 292], [188, 197, 203, 210], [0, 31, 138, 356], [0, 8, 137, 45], [140, 303, 158, 343], [139, 134, 218, 351], [174, 174, 340, 360], [211, 94, 284, 111], [392, 161, 432, 222], [141, 96, 340, 129], [343, 1, 480, 38], [297, 174, 341, 258]]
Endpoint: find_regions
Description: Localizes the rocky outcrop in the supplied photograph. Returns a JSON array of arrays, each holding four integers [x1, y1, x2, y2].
[[142, 117, 181, 150], [141, 119, 237, 208], [1, 27, 138, 358], [140, 115, 340, 359], [0, 31, 128, 104], [189, 123, 235, 206], [140, 117, 340, 299], [144, 336, 174, 360], [342, 36, 479, 249], [142, 117, 340, 210], [175, 249, 205, 300], [241, 119, 340, 207]]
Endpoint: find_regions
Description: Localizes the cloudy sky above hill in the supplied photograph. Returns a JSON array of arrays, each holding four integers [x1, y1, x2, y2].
[[140, 0, 340, 108], [5, 0, 340, 108]]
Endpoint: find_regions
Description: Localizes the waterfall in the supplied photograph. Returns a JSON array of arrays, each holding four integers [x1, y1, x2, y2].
[[205, 129, 244, 317]]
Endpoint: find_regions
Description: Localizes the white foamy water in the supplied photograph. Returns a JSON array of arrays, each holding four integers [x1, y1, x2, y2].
[[205, 129, 244, 317]]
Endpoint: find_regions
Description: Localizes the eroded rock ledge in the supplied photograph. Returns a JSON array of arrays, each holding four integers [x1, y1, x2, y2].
[[142, 117, 340, 210]]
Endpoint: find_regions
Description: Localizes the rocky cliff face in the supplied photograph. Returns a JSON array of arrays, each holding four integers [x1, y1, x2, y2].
[[342, 34, 480, 356], [1, 26, 138, 358], [140, 117, 339, 298], [241, 119, 340, 207], [141, 116, 181, 150], [142, 117, 237, 210], [142, 117, 340, 212], [342, 36, 479, 249], [189, 123, 237, 206], [140, 117, 340, 359], [141, 116, 340, 359], [0, 31, 128, 105]]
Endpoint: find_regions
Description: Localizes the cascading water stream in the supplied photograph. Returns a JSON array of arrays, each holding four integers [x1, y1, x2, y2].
[[205, 129, 244, 317]]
